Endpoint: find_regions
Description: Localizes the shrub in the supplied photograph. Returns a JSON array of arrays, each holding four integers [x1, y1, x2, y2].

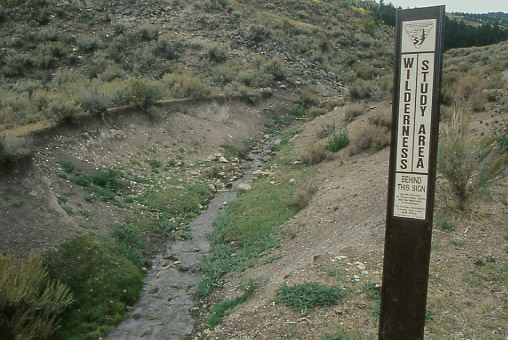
[[302, 88, 319, 108], [163, 72, 211, 98], [264, 56, 287, 81], [246, 25, 271, 46], [138, 24, 160, 41], [208, 45, 228, 63], [238, 68, 273, 88], [289, 181, 318, 210], [153, 34, 182, 60], [3, 52, 35, 77], [301, 143, 327, 165], [327, 128, 349, 153], [344, 104, 364, 123], [438, 108, 508, 211], [98, 64, 126, 82], [349, 79, 373, 100], [277, 282, 345, 313], [78, 83, 113, 114], [0, 253, 73, 340], [350, 124, 390, 155], [492, 116, 508, 153], [129, 80, 163, 109], [45, 92, 85, 123], [290, 103, 306, 117], [368, 110, 392, 130], [76, 35, 102, 52]]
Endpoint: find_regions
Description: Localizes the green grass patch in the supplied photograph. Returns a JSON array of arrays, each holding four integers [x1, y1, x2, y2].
[[326, 128, 349, 153], [276, 282, 345, 313], [136, 179, 212, 218], [204, 280, 257, 330], [196, 141, 314, 298], [71, 168, 124, 201], [44, 233, 144, 340]]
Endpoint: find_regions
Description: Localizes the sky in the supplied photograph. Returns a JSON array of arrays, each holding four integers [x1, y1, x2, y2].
[[375, 0, 508, 14]]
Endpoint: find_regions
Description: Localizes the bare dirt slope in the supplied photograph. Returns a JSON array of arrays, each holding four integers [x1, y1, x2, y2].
[[193, 101, 508, 340], [0, 93, 295, 257]]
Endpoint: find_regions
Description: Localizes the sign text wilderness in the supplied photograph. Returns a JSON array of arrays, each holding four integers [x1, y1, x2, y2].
[[394, 18, 437, 220], [379, 6, 444, 340]]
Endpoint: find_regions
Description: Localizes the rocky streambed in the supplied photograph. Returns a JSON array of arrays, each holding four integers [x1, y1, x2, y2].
[[106, 139, 275, 340]]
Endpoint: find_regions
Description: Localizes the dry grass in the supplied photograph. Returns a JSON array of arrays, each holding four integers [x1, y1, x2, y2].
[[349, 124, 390, 155], [301, 142, 328, 165]]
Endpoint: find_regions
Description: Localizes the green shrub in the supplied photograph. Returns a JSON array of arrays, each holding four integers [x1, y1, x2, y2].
[[246, 25, 271, 46], [238, 68, 273, 88], [153, 34, 182, 60], [78, 84, 112, 114], [76, 35, 102, 53], [492, 116, 508, 153], [44, 234, 144, 340], [3, 52, 35, 77], [327, 128, 349, 153], [129, 80, 163, 109], [438, 108, 508, 211], [349, 79, 373, 100], [208, 45, 228, 63], [277, 282, 345, 313], [264, 56, 287, 81], [45, 93, 84, 123], [138, 24, 160, 41], [0, 253, 73, 340], [290, 104, 306, 117]]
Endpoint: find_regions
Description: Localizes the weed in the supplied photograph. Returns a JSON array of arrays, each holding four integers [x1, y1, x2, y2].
[[439, 219, 456, 231], [72, 168, 124, 201], [321, 329, 354, 340], [111, 224, 145, 266], [204, 280, 257, 330], [438, 108, 508, 211], [327, 128, 349, 153], [59, 159, 76, 173], [0, 253, 73, 340], [290, 104, 306, 117], [276, 282, 345, 313], [13, 200, 24, 208]]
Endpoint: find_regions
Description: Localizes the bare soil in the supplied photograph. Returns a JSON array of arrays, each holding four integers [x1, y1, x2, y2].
[[1, 95, 506, 340]]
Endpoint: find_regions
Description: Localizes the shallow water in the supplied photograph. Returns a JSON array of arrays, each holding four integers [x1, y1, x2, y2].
[[106, 145, 266, 340]]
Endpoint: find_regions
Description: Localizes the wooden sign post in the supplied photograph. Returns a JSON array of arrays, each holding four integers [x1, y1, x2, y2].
[[379, 6, 445, 340]]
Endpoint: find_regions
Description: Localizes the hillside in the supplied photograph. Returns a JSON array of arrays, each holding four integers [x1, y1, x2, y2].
[[0, 1, 507, 340]]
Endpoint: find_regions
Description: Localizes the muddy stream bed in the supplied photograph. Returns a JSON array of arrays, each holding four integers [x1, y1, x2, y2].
[[107, 139, 273, 340]]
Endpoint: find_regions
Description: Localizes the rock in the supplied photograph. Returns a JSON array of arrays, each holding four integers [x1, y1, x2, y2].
[[237, 183, 251, 192], [208, 184, 217, 192], [160, 259, 169, 267], [131, 313, 141, 320], [163, 254, 179, 261], [219, 156, 229, 163], [273, 139, 281, 145], [148, 285, 159, 294], [144, 327, 153, 336]]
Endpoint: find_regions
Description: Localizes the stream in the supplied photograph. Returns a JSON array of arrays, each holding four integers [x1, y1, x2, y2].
[[106, 140, 272, 340]]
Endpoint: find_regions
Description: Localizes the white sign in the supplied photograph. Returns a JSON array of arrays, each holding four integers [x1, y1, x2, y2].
[[393, 19, 437, 220]]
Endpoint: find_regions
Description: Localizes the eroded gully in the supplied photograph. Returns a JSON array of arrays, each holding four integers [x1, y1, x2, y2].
[[107, 140, 273, 340]]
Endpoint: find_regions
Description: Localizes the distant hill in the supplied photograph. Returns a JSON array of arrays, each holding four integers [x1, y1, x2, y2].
[[487, 12, 508, 20]]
